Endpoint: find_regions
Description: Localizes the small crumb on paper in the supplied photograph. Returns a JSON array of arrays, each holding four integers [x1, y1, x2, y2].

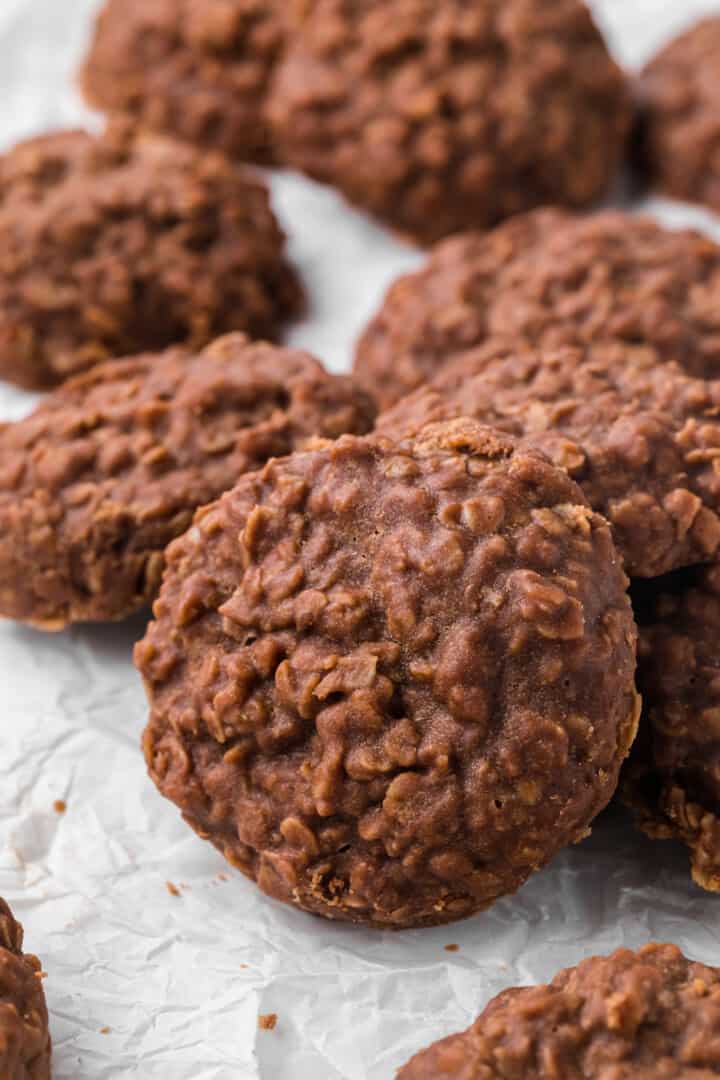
[[258, 1013, 278, 1031], [166, 882, 181, 898], [53, 800, 66, 814], [100, 1027, 111, 1035], [444, 944, 459, 952]]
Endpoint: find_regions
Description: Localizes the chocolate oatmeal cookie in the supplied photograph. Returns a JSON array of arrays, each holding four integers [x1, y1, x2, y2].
[[267, 0, 629, 245], [0, 335, 374, 629], [625, 565, 720, 893], [136, 420, 638, 929], [638, 18, 720, 213], [355, 208, 720, 408], [377, 344, 720, 578], [0, 898, 51, 1080], [398, 944, 720, 1078], [82, 0, 287, 163], [0, 123, 302, 389]]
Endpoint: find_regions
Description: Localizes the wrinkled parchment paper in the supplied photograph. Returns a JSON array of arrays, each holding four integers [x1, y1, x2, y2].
[[2, 3, 720, 1076]]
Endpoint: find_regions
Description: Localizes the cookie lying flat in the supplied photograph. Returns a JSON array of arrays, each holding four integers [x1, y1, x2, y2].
[[0, 335, 375, 629], [355, 208, 720, 408], [638, 18, 720, 213], [0, 123, 302, 389], [398, 944, 720, 1078], [0, 898, 51, 1080], [82, 0, 287, 163], [625, 566, 720, 893], [267, 0, 629, 245], [378, 344, 720, 578], [136, 420, 638, 929]]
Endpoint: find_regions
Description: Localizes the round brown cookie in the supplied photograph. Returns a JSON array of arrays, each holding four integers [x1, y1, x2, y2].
[[624, 565, 720, 893], [81, 0, 288, 163], [136, 419, 638, 929], [0, 334, 374, 629], [637, 18, 720, 213], [267, 0, 629, 246], [0, 123, 302, 389], [377, 344, 720, 579], [355, 208, 720, 409], [0, 898, 51, 1080], [398, 944, 720, 1079]]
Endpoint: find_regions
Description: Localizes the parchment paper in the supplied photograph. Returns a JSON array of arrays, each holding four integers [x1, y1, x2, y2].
[[1, 3, 720, 1077]]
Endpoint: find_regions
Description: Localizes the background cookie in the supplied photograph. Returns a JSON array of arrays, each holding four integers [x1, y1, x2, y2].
[[0, 123, 302, 389], [0, 898, 51, 1080], [136, 420, 638, 929], [0, 334, 375, 629], [625, 566, 720, 894], [638, 18, 720, 213], [355, 208, 720, 408], [81, 0, 288, 163], [378, 344, 720, 578], [267, 0, 629, 245], [398, 944, 720, 1078]]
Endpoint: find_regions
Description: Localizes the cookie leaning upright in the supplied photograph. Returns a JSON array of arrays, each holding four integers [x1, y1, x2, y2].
[[267, 0, 630, 245], [136, 419, 638, 929], [0, 123, 302, 389], [625, 566, 720, 894], [0, 898, 51, 1080], [637, 18, 720, 213], [0, 335, 375, 629], [81, 0, 289, 163], [355, 208, 720, 408], [398, 944, 720, 1078]]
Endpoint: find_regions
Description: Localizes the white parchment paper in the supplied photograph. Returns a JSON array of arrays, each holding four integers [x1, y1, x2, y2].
[[1, 3, 720, 1077]]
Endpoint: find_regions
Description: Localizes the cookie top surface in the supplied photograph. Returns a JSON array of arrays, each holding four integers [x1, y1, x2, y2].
[[0, 334, 375, 628], [355, 208, 720, 408], [81, 0, 287, 162], [267, 0, 629, 244], [639, 17, 720, 212], [398, 944, 720, 1079], [136, 419, 637, 929], [0, 123, 302, 388], [625, 565, 720, 893], [377, 343, 720, 578], [0, 898, 51, 1080]]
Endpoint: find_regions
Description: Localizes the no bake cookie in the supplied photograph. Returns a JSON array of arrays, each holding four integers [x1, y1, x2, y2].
[[0, 898, 50, 1080], [0, 335, 374, 628], [0, 124, 302, 388], [136, 420, 638, 929]]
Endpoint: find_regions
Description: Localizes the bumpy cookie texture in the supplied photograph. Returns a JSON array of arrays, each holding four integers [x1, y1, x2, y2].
[[355, 208, 720, 408], [398, 944, 720, 1079], [82, 0, 287, 163], [136, 420, 638, 929], [0, 123, 302, 389], [0, 334, 375, 629], [377, 344, 720, 578], [0, 899, 51, 1080], [625, 566, 720, 893], [267, 0, 629, 245], [638, 18, 720, 213]]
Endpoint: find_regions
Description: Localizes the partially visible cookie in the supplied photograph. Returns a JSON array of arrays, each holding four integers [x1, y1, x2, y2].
[[398, 944, 720, 1078], [0, 335, 375, 629], [625, 565, 720, 893], [378, 343, 720, 578], [267, 0, 629, 245], [355, 209, 720, 408], [0, 123, 302, 389], [0, 898, 51, 1080], [81, 0, 288, 163], [136, 419, 638, 929], [638, 18, 720, 213]]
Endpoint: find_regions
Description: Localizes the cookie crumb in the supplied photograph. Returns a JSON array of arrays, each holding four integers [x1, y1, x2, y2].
[[166, 882, 181, 898], [258, 1013, 278, 1031], [100, 1026, 111, 1035], [53, 800, 66, 814], [444, 944, 459, 953]]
